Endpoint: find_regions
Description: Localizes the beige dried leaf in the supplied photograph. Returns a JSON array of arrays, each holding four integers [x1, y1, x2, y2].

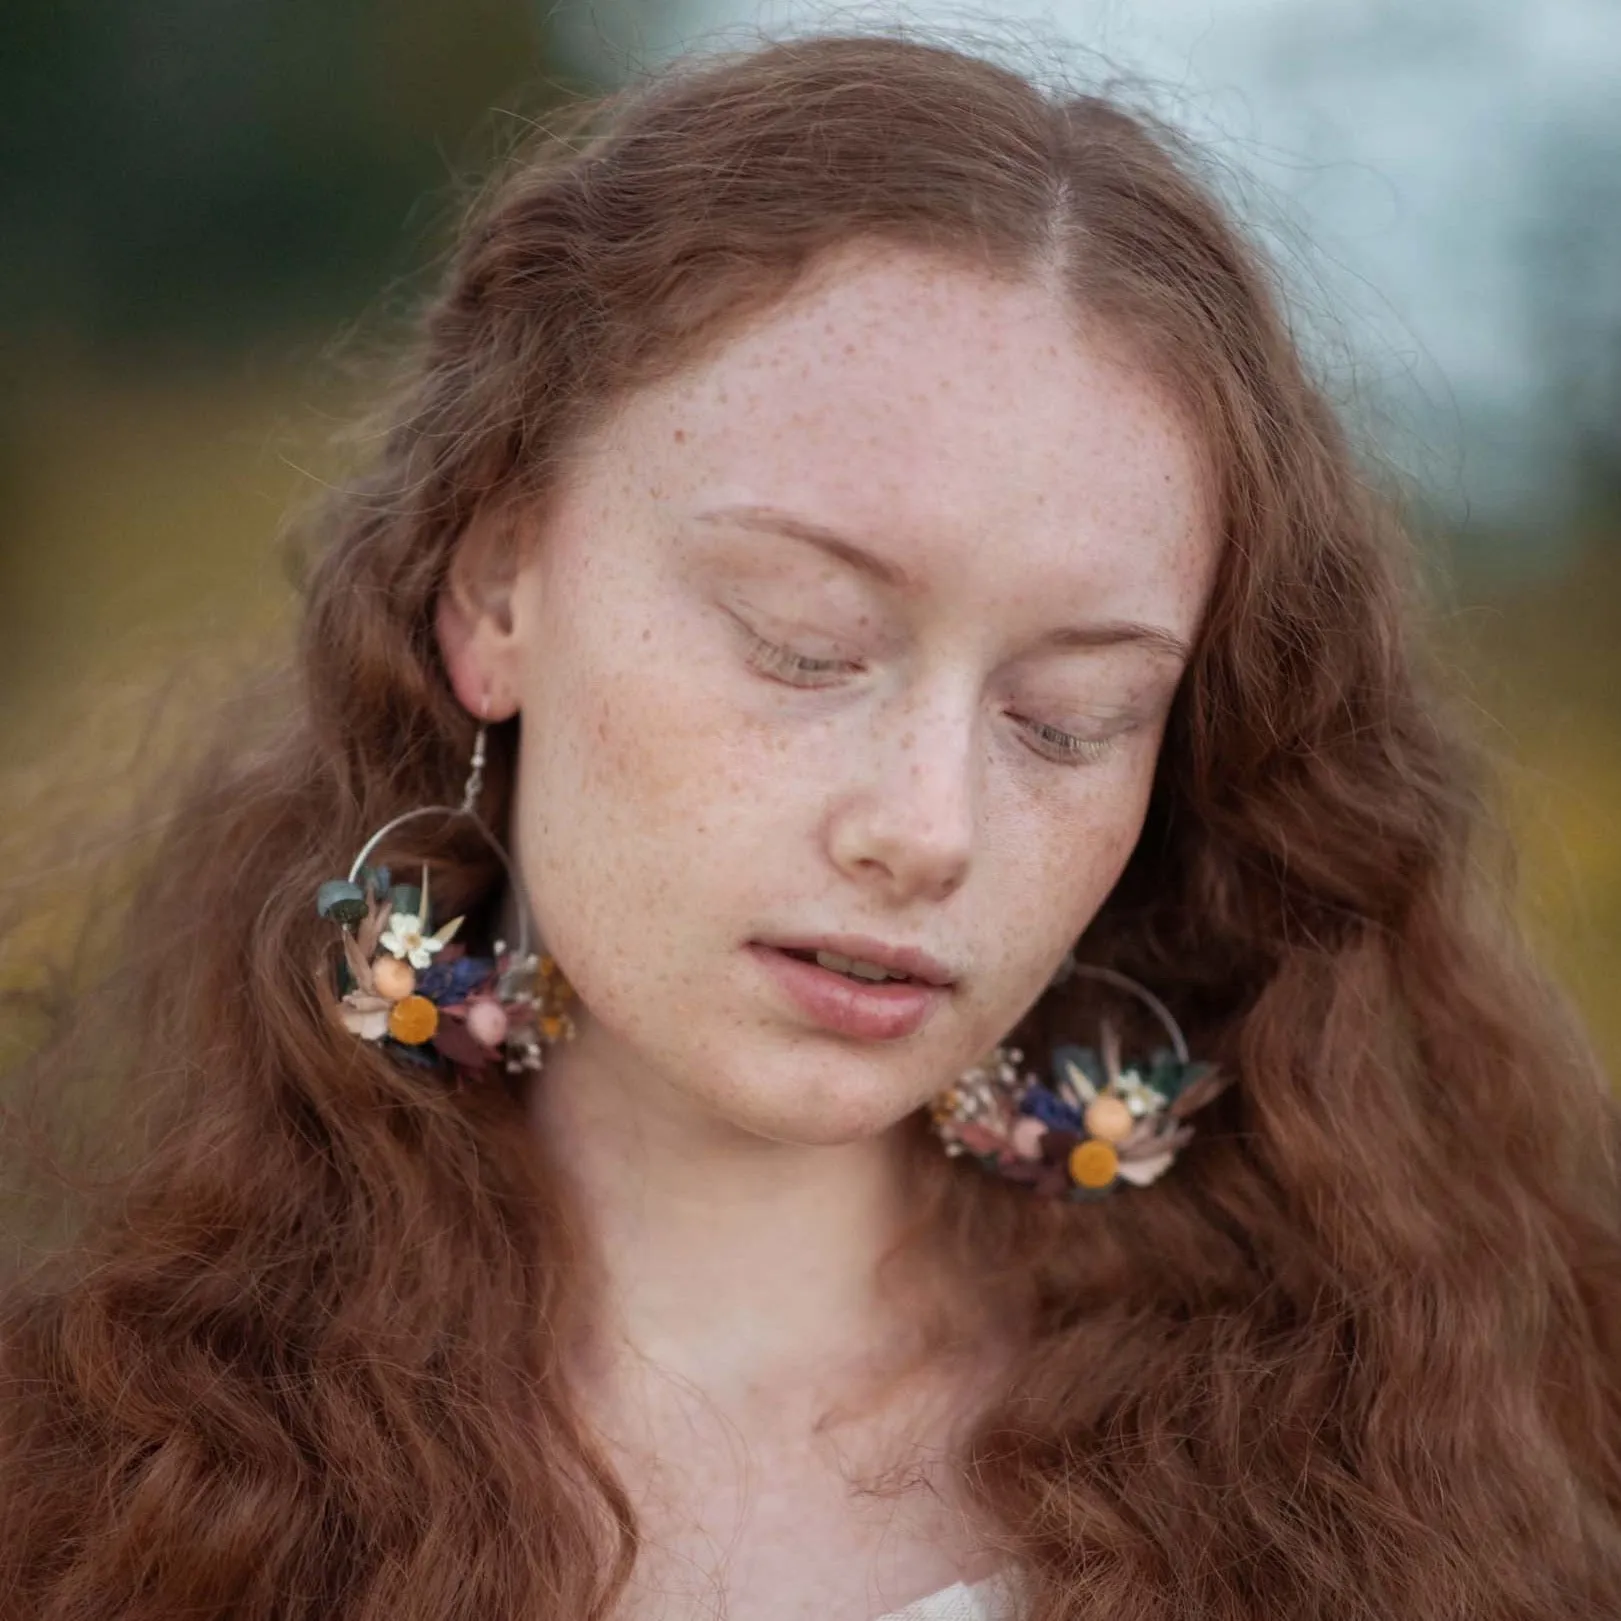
[[343, 931, 376, 996]]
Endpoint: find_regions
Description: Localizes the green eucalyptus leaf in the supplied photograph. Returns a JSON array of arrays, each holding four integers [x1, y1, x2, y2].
[[316, 879, 368, 925], [358, 864, 392, 902], [389, 883, 423, 920], [1154, 1055, 1211, 1103], [1052, 1044, 1103, 1091]]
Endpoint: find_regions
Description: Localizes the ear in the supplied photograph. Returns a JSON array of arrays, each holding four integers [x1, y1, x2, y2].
[[435, 505, 525, 721]]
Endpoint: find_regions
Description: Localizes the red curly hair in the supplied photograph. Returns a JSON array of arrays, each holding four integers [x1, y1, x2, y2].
[[3, 33, 1619, 1621]]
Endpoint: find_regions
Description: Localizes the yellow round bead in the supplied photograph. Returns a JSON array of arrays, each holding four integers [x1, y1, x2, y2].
[[1083, 1095, 1135, 1143], [1068, 1139, 1120, 1190], [370, 956, 416, 1003], [387, 994, 439, 1046]]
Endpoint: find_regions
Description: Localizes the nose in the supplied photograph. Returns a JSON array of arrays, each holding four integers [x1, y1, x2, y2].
[[824, 689, 977, 907]]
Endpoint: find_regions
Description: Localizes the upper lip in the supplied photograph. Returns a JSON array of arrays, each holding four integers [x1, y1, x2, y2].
[[756, 933, 957, 987]]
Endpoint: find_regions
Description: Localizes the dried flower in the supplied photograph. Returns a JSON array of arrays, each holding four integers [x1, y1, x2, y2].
[[339, 992, 391, 1041], [379, 912, 463, 970]]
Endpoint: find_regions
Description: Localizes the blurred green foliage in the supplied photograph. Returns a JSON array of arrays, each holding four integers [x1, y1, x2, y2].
[[2, 0, 577, 353]]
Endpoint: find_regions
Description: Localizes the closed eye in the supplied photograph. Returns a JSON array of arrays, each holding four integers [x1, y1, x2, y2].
[[741, 626, 860, 687], [1011, 714, 1121, 765]]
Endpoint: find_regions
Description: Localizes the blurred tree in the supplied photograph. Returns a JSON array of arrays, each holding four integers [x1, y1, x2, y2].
[[1521, 108, 1621, 517], [1, 0, 584, 357]]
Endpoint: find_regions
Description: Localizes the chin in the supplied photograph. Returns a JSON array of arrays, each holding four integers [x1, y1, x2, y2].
[[704, 1049, 940, 1148]]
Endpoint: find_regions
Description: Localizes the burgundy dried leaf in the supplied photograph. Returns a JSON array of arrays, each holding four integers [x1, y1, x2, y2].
[[1040, 1129, 1081, 1166], [432, 1014, 499, 1072], [996, 1157, 1045, 1185]]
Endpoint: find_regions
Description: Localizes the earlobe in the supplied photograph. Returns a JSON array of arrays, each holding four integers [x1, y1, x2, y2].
[[435, 592, 504, 718], [435, 508, 525, 721]]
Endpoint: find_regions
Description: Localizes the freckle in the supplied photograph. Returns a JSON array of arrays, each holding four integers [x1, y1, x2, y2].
[[641, 626, 652, 642], [673, 428, 687, 443]]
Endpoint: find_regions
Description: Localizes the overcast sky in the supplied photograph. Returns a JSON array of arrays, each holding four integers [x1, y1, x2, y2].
[[552, 0, 1621, 531]]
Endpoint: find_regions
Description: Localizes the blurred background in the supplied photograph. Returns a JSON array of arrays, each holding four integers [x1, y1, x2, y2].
[[2, 0, 1617, 1056]]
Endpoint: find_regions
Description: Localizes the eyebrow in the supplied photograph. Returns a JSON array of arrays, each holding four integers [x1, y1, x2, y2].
[[694, 502, 1193, 665]]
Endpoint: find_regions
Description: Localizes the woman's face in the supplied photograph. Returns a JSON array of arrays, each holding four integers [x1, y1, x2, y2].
[[453, 245, 1215, 1147]]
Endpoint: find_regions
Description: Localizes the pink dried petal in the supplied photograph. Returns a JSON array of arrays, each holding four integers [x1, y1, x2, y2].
[[1120, 1123, 1194, 1161], [955, 1122, 1008, 1157], [1116, 1152, 1176, 1187]]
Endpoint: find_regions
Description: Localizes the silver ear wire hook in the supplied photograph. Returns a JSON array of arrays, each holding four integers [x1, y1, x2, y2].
[[344, 718, 531, 961], [460, 722, 487, 816]]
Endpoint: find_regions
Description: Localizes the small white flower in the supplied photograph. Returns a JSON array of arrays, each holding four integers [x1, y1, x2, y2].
[[1115, 1067, 1169, 1117], [379, 911, 460, 970]]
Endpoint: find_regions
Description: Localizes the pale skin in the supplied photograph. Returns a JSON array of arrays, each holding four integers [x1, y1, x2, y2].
[[438, 244, 1216, 1620]]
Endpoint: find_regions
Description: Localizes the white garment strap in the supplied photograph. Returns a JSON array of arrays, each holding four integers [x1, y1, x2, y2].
[[872, 1571, 1012, 1621]]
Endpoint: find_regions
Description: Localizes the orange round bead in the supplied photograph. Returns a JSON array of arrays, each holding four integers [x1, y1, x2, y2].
[[1068, 1139, 1120, 1190], [387, 994, 439, 1046], [1083, 1095, 1135, 1143], [371, 956, 416, 1003]]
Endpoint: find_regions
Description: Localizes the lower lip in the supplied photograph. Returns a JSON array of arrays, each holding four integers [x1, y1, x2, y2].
[[747, 944, 948, 1041]]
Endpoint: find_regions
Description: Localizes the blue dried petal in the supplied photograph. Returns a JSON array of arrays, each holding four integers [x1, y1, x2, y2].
[[1018, 1087, 1084, 1133], [417, 954, 496, 1004]]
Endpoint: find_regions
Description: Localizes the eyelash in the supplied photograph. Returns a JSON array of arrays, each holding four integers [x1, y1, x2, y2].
[[742, 628, 860, 686], [1016, 719, 1118, 766], [742, 628, 1118, 767]]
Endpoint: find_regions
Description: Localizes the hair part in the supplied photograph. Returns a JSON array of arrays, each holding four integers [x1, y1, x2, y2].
[[4, 32, 1619, 1621]]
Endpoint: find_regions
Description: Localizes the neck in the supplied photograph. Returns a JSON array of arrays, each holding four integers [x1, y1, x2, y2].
[[528, 1026, 932, 1399]]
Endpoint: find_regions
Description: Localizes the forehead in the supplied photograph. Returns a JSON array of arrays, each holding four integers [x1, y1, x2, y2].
[[588, 245, 1214, 626]]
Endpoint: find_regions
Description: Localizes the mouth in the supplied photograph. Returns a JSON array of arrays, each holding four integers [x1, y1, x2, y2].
[[760, 936, 956, 988], [746, 936, 955, 1043]]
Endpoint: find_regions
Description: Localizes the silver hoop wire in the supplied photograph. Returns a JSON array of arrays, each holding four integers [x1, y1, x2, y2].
[[1061, 961, 1191, 1065], [343, 723, 534, 961]]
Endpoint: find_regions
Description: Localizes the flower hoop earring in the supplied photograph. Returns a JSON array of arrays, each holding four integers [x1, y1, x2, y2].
[[315, 719, 576, 1079], [931, 962, 1230, 1198]]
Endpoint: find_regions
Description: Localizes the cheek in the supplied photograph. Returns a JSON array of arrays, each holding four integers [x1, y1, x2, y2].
[[992, 739, 1162, 957], [505, 586, 784, 987]]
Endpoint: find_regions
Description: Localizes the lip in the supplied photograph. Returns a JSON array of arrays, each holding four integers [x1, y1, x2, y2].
[[746, 936, 955, 1043], [755, 933, 956, 988]]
